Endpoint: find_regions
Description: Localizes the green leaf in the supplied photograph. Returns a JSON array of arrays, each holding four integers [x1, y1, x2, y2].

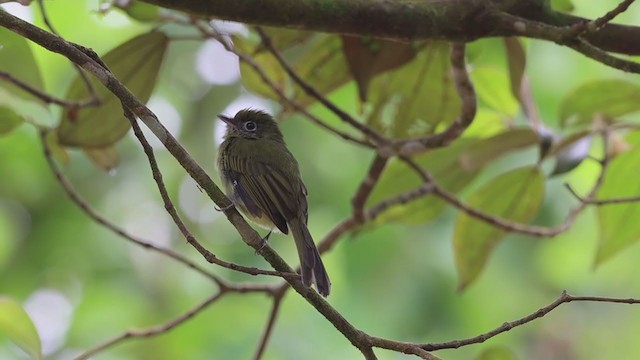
[[0, 24, 45, 103], [342, 35, 416, 101], [234, 35, 288, 101], [476, 346, 519, 360], [83, 146, 119, 171], [0, 105, 24, 136], [559, 79, 640, 128], [0, 296, 42, 360], [596, 150, 640, 264], [292, 35, 352, 107], [471, 66, 519, 117], [366, 42, 460, 139], [454, 166, 545, 290], [234, 32, 352, 109], [57, 31, 169, 147], [457, 128, 538, 171], [551, 0, 575, 12], [368, 139, 480, 225], [116, 1, 161, 22]]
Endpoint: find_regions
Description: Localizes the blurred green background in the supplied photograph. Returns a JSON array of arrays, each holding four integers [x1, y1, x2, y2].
[[2, 1, 640, 359]]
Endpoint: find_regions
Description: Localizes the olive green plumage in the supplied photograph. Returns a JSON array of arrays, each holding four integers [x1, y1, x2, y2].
[[217, 109, 331, 297]]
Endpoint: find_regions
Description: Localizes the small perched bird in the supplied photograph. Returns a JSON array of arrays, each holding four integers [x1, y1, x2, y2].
[[217, 109, 331, 297]]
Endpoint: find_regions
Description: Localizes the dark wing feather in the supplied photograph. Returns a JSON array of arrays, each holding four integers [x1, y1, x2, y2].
[[223, 147, 305, 235]]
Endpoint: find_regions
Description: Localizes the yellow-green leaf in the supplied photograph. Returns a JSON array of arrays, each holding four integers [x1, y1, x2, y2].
[[596, 150, 640, 264], [0, 105, 24, 136], [551, 0, 575, 12], [342, 35, 416, 101], [471, 66, 519, 117], [0, 24, 45, 103], [457, 128, 537, 171], [559, 79, 640, 128], [83, 146, 119, 171], [366, 42, 460, 139], [57, 31, 169, 147], [454, 166, 544, 290], [116, 1, 161, 22], [0, 296, 42, 360]]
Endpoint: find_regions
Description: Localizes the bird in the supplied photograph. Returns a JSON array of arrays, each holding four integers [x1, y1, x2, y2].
[[216, 109, 331, 297]]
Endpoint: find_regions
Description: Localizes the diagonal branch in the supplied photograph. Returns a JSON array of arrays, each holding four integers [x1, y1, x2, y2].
[[0, 11, 384, 359], [421, 290, 640, 351]]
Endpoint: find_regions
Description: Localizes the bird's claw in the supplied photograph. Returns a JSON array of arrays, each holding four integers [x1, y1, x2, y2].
[[254, 230, 272, 255]]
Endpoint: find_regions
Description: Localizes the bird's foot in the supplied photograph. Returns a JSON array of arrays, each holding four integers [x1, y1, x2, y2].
[[254, 230, 272, 255]]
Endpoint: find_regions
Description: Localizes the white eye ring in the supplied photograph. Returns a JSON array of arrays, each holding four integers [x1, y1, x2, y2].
[[243, 121, 257, 132]]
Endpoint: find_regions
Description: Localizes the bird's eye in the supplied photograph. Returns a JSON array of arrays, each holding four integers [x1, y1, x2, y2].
[[243, 121, 257, 132]]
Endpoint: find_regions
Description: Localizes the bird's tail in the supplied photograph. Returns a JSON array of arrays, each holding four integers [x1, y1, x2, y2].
[[289, 219, 331, 297]]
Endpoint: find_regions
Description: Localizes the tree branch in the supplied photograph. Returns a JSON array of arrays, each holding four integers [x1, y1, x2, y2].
[[142, 0, 640, 55], [0, 11, 385, 359], [422, 290, 640, 351]]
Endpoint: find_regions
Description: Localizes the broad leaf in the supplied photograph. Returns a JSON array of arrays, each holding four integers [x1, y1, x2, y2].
[[559, 80, 640, 128], [234, 35, 288, 101], [0, 296, 42, 360], [366, 42, 460, 138], [57, 31, 169, 147], [116, 1, 161, 22], [0, 25, 45, 103], [0, 105, 24, 136], [342, 35, 416, 101], [596, 150, 640, 264], [454, 166, 544, 290], [551, 0, 575, 12], [458, 128, 537, 171], [471, 66, 519, 117]]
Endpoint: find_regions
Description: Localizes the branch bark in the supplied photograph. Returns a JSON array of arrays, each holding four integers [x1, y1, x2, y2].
[[143, 0, 640, 55]]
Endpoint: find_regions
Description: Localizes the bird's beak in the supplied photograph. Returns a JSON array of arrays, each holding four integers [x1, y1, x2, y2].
[[217, 114, 233, 126]]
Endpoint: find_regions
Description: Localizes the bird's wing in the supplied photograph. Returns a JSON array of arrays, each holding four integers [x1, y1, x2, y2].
[[222, 146, 306, 235]]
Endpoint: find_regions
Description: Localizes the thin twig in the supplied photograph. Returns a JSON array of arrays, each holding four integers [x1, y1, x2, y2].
[[252, 288, 287, 360], [400, 129, 610, 237], [124, 110, 298, 280], [40, 129, 224, 285], [565, 183, 640, 205], [0, 70, 97, 107], [74, 292, 226, 360], [189, 21, 372, 148], [37, 0, 99, 105], [351, 154, 389, 223], [41, 127, 281, 295], [255, 26, 388, 145], [568, 0, 637, 35], [421, 290, 640, 351]]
